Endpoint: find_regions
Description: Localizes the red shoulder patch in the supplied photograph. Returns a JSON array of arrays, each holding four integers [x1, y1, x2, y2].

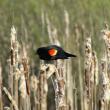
[[48, 48, 57, 56]]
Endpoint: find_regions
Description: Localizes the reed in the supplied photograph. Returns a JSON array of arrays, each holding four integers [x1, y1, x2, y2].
[[1, 22, 110, 110], [0, 63, 3, 110]]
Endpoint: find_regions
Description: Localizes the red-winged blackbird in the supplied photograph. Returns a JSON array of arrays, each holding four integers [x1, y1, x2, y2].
[[36, 45, 76, 60]]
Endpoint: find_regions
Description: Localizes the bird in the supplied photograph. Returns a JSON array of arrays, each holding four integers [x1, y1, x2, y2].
[[36, 45, 76, 60]]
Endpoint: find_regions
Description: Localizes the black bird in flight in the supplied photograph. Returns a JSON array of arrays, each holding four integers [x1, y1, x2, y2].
[[36, 45, 76, 60]]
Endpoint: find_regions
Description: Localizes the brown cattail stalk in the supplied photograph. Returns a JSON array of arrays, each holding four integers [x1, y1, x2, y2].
[[92, 51, 98, 110], [64, 10, 75, 110], [38, 62, 66, 110], [18, 45, 31, 110], [46, 15, 60, 46], [0, 63, 3, 110], [9, 26, 31, 110], [37, 64, 48, 110], [18, 63, 30, 110], [84, 37, 92, 101], [102, 26, 110, 79], [37, 63, 57, 110], [3, 87, 19, 110], [22, 58, 30, 95], [18, 64, 27, 99], [12, 28, 19, 107], [75, 24, 83, 110], [46, 14, 67, 110], [46, 15, 53, 44], [99, 58, 110, 110], [84, 37, 98, 110], [99, 24, 110, 110], [30, 74, 39, 110], [9, 26, 19, 110], [54, 61, 66, 110]]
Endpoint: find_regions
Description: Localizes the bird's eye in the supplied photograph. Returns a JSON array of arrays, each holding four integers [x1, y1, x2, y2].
[[48, 48, 57, 56]]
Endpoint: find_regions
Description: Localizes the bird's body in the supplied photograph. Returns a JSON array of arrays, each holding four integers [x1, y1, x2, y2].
[[36, 45, 76, 60]]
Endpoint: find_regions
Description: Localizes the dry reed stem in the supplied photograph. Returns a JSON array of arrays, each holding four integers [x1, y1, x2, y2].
[[41, 10, 45, 34], [46, 13, 67, 109], [10, 26, 31, 110], [64, 10, 74, 110], [84, 37, 92, 92], [46, 15, 60, 46], [9, 26, 19, 110], [101, 27, 110, 80], [30, 74, 39, 109], [18, 67, 27, 99], [99, 58, 110, 110], [99, 25, 110, 110], [55, 65, 66, 110], [64, 10, 69, 39], [19, 74, 30, 110], [37, 64, 49, 110], [101, 25, 110, 61], [20, 43, 30, 95], [17, 43, 30, 98], [18, 48, 31, 110], [39, 62, 66, 110], [3, 87, 19, 110], [0, 63, 3, 110], [84, 37, 92, 110], [30, 74, 39, 92], [10, 26, 19, 65], [46, 15, 53, 44], [92, 51, 98, 85], [22, 58, 30, 95], [92, 51, 98, 110], [51, 61, 66, 110], [75, 24, 83, 110], [10, 26, 18, 109], [84, 37, 98, 110], [40, 63, 56, 79]]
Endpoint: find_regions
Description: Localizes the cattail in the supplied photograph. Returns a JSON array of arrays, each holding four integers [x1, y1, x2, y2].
[[84, 36, 98, 110], [75, 24, 83, 110], [84, 37, 92, 110], [101, 27, 110, 61], [20, 43, 30, 95], [92, 51, 98, 85], [37, 63, 48, 110], [99, 24, 110, 110], [8, 26, 19, 110], [46, 15, 53, 44], [64, 10, 69, 39], [99, 58, 110, 110], [3, 87, 19, 110], [91, 51, 98, 110], [0, 63, 3, 110], [18, 63, 27, 98], [10, 26, 19, 65], [55, 66, 66, 108], [30, 74, 39, 110], [46, 13, 67, 109], [19, 74, 27, 98], [46, 15, 60, 46], [22, 58, 30, 95], [30, 74, 39, 91], [40, 64, 56, 79]]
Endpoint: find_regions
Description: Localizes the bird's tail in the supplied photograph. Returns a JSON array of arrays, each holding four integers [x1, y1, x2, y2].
[[66, 52, 77, 57]]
